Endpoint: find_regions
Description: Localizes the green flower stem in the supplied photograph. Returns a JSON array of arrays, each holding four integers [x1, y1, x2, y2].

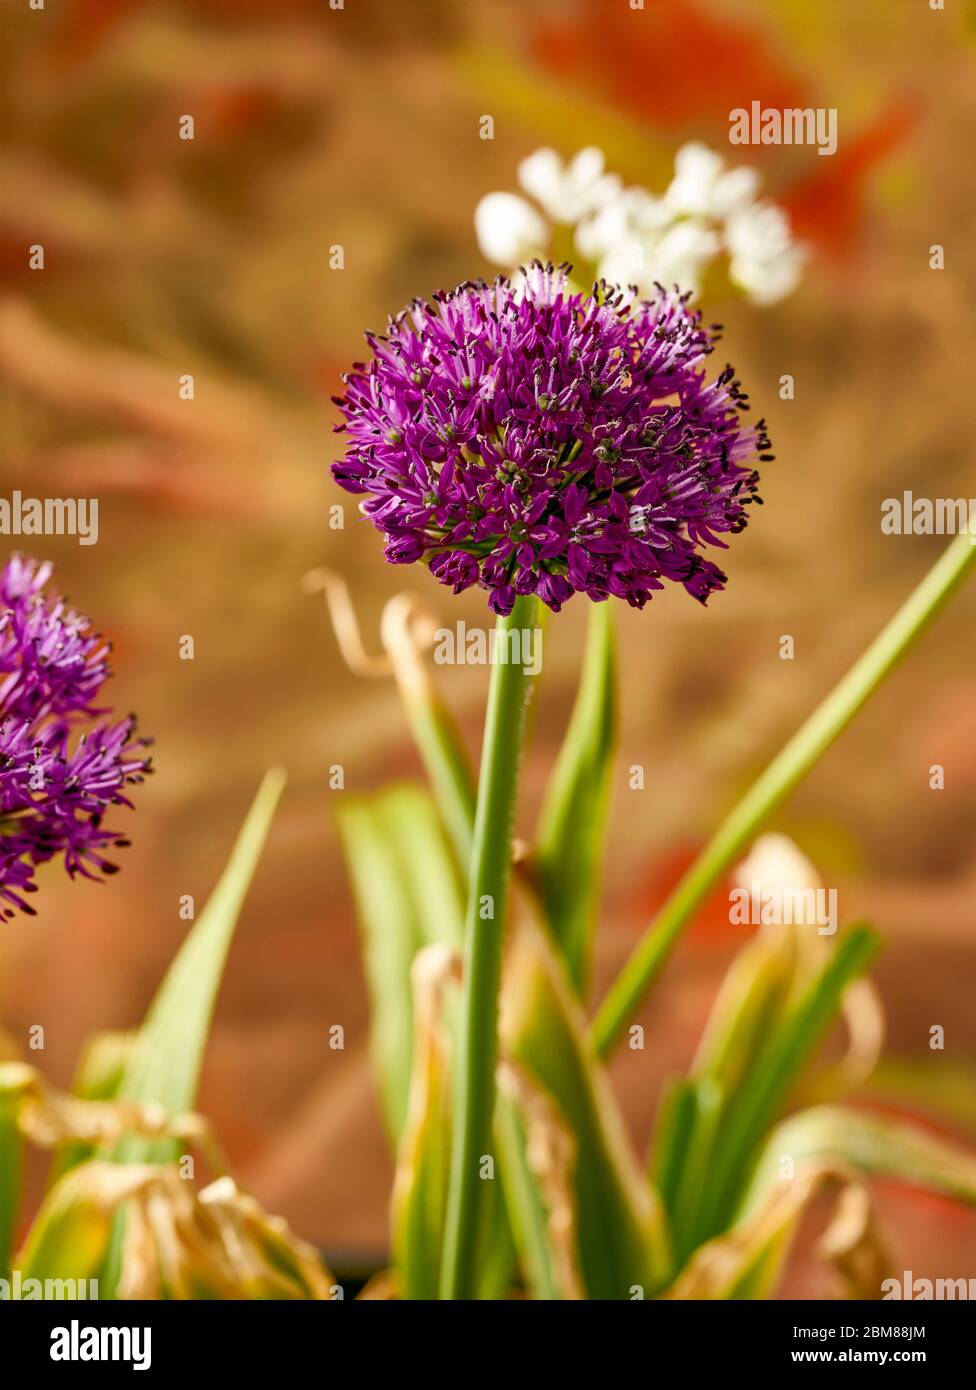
[[440, 594, 537, 1300], [592, 531, 976, 1058]]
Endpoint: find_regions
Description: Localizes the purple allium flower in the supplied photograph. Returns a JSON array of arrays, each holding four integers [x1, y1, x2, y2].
[[0, 557, 151, 918], [332, 263, 771, 615]]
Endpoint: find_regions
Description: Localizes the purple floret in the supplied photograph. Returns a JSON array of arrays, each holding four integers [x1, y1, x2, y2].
[[332, 263, 771, 615], [0, 556, 151, 918]]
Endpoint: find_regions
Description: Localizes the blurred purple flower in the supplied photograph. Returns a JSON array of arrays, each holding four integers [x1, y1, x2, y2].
[[0, 557, 151, 918], [332, 263, 770, 615]]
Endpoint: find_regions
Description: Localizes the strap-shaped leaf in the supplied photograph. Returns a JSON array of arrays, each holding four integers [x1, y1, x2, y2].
[[336, 783, 463, 1142], [691, 923, 880, 1245], [666, 1077, 724, 1266], [114, 768, 285, 1163], [501, 909, 671, 1299], [535, 602, 616, 992], [494, 1084, 567, 1299], [690, 938, 793, 1095], [0, 1063, 31, 1280], [496, 1060, 585, 1299], [96, 772, 283, 1296], [391, 945, 459, 1299], [649, 1077, 698, 1216]]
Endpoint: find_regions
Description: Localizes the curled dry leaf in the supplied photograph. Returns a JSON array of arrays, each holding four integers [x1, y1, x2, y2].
[[3, 1061, 331, 1300], [665, 1161, 890, 1300], [817, 1181, 893, 1300], [303, 567, 440, 693], [0, 1061, 228, 1174], [23, 1161, 333, 1301], [303, 568, 394, 678], [199, 1176, 335, 1300]]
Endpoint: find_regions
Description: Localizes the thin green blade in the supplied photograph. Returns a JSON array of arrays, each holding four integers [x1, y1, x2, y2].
[[114, 768, 285, 1161], [535, 602, 616, 993]]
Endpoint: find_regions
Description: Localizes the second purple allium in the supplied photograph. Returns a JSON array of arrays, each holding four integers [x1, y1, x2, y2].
[[332, 263, 771, 615], [0, 556, 151, 917]]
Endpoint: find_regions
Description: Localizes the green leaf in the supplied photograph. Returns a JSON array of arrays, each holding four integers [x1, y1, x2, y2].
[[495, 1060, 586, 1300], [0, 1063, 32, 1280], [98, 772, 284, 1297], [391, 946, 457, 1299], [501, 909, 671, 1299], [494, 1090, 567, 1299], [535, 602, 616, 993], [648, 1077, 698, 1216], [593, 531, 976, 1056], [337, 793, 425, 1142], [654, 939, 792, 1260], [19, 1162, 154, 1289], [739, 1104, 976, 1220], [336, 783, 464, 1142], [399, 686, 476, 870], [672, 1105, 972, 1300], [693, 923, 880, 1244], [0, 1097, 20, 1281], [667, 1077, 725, 1266], [691, 939, 793, 1096], [49, 1031, 135, 1184], [71, 1032, 134, 1103], [114, 768, 285, 1162]]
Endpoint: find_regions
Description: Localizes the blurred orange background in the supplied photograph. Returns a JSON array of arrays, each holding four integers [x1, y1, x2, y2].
[[1, 0, 974, 1289]]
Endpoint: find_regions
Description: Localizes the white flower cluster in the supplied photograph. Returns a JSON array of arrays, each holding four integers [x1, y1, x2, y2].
[[475, 143, 808, 306]]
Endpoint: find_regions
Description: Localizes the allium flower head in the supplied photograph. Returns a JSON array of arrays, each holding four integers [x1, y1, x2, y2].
[[0, 556, 151, 917], [332, 264, 771, 616]]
